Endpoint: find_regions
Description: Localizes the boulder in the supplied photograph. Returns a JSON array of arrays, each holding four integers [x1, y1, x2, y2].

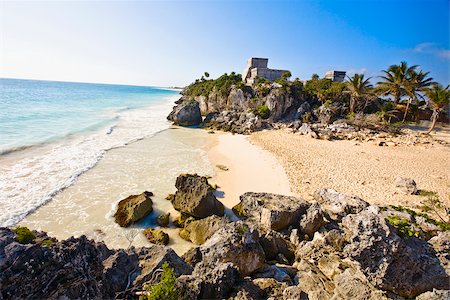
[[314, 188, 369, 221], [0, 228, 115, 299], [143, 228, 169, 245], [171, 174, 224, 218], [395, 177, 418, 195], [133, 245, 192, 287], [299, 203, 326, 237], [252, 277, 288, 298], [177, 262, 240, 299], [114, 191, 153, 227], [233, 192, 309, 231], [197, 222, 266, 276], [167, 99, 202, 126], [101, 249, 139, 297], [416, 289, 450, 300], [183, 215, 230, 245], [258, 228, 296, 264], [156, 213, 170, 227], [342, 206, 449, 297]]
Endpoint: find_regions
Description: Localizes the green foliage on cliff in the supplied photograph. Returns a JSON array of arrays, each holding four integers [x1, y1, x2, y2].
[[256, 105, 270, 119], [13, 226, 36, 244], [141, 262, 184, 300], [304, 77, 348, 103], [183, 72, 243, 97]]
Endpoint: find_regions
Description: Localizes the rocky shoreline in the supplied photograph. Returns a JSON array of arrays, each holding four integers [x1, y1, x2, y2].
[[1, 173, 449, 299]]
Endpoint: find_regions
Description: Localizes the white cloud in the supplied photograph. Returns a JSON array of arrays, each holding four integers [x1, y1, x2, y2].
[[413, 43, 450, 59]]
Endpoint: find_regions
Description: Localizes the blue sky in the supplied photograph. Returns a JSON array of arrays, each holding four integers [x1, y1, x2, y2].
[[1, 0, 448, 87]]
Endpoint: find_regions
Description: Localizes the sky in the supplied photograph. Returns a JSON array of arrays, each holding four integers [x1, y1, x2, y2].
[[1, 0, 449, 87]]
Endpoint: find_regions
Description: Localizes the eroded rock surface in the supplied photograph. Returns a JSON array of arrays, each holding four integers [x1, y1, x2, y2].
[[113, 191, 153, 227]]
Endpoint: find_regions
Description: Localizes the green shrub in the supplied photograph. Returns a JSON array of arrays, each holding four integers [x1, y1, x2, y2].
[[41, 239, 53, 247], [418, 190, 438, 197], [13, 226, 36, 244], [385, 215, 420, 237], [256, 105, 270, 119], [141, 262, 183, 300]]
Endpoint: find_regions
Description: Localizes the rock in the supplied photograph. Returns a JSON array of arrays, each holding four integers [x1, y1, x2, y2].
[[342, 206, 449, 297], [258, 228, 296, 264], [133, 245, 192, 287], [228, 279, 267, 300], [298, 123, 318, 138], [283, 286, 308, 300], [252, 265, 292, 283], [101, 249, 139, 297], [0, 228, 114, 299], [252, 277, 287, 298], [233, 192, 309, 231], [156, 212, 170, 227], [296, 260, 334, 299], [314, 189, 369, 221], [113, 191, 153, 227], [177, 262, 240, 299], [428, 231, 450, 273], [416, 289, 450, 300], [183, 215, 230, 245], [143, 228, 169, 245], [181, 247, 203, 268], [167, 99, 202, 126], [299, 203, 326, 236], [171, 174, 224, 218], [197, 222, 266, 276], [316, 104, 338, 125], [395, 177, 418, 195]]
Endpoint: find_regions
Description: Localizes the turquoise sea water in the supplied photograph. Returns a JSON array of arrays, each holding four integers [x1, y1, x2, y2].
[[0, 78, 179, 226]]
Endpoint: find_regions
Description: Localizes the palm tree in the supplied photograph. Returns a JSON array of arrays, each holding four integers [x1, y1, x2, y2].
[[346, 74, 373, 113], [378, 61, 417, 106], [402, 70, 435, 122], [424, 84, 450, 134]]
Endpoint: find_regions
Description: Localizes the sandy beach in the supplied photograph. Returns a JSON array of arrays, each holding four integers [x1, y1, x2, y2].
[[251, 129, 450, 208], [19, 127, 292, 255], [208, 132, 292, 219]]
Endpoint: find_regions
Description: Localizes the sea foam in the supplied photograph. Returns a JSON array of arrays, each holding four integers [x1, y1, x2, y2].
[[0, 92, 178, 227]]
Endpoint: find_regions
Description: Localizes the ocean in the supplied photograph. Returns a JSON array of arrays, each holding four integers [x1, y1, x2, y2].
[[0, 78, 182, 227]]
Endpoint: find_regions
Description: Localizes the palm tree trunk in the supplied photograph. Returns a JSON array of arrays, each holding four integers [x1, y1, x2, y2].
[[350, 97, 355, 113], [425, 110, 439, 134], [402, 98, 412, 123]]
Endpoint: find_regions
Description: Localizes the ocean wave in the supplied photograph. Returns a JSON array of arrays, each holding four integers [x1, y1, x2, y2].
[[0, 94, 179, 227]]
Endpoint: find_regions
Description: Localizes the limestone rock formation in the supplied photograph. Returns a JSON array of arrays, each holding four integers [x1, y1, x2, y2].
[[171, 174, 224, 218], [167, 99, 202, 126], [314, 188, 369, 221], [342, 206, 449, 297], [143, 228, 169, 245], [395, 177, 418, 195], [183, 215, 230, 245], [113, 191, 153, 227], [156, 212, 170, 227], [233, 192, 309, 231], [299, 203, 326, 237], [196, 221, 266, 276]]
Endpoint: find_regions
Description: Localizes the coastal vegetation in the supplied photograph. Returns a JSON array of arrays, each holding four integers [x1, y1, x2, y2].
[[178, 61, 448, 134]]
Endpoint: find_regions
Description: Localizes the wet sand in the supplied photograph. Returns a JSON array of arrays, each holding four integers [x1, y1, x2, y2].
[[20, 128, 292, 255]]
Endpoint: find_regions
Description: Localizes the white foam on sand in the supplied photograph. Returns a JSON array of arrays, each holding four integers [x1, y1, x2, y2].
[[0, 95, 178, 227], [19, 127, 215, 254]]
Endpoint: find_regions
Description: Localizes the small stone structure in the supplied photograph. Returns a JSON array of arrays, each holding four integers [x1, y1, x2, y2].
[[242, 58, 290, 85], [325, 70, 346, 82]]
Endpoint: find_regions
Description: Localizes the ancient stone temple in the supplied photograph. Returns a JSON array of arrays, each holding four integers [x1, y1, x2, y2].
[[242, 58, 290, 85], [324, 70, 346, 82]]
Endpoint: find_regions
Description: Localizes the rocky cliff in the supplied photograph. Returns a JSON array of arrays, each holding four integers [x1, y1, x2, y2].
[[2, 181, 449, 299]]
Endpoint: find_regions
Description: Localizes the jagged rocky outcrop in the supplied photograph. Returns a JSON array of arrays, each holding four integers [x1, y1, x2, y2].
[[233, 192, 309, 230], [167, 99, 202, 126], [182, 215, 230, 245], [113, 191, 153, 227], [170, 174, 224, 219], [0, 227, 191, 299], [2, 188, 449, 299]]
